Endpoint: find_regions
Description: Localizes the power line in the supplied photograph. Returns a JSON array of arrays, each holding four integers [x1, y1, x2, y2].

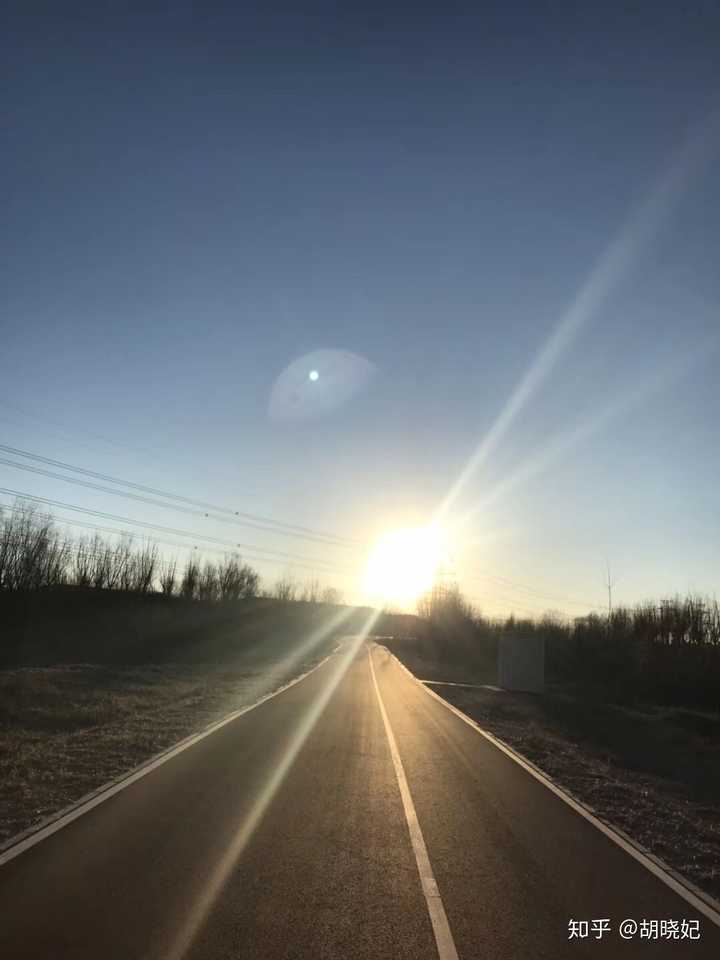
[[0, 443, 362, 548], [467, 586, 573, 619], [466, 584, 561, 615], [476, 594, 565, 618], [0, 508, 358, 580], [0, 534, 179, 573], [487, 603, 554, 619], [466, 573, 600, 609], [0, 489, 358, 577], [0, 409, 353, 558], [0, 532, 333, 582], [0, 455, 354, 548], [464, 571, 604, 611]]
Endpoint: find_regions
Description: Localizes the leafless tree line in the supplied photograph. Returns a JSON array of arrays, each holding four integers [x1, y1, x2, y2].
[[266, 575, 343, 605], [0, 503, 71, 591], [172, 556, 260, 601], [415, 580, 720, 707], [0, 502, 344, 605], [418, 580, 720, 648], [0, 502, 260, 600], [416, 581, 478, 623]]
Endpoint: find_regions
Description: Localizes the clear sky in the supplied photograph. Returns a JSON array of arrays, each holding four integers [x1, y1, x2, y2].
[[2, 2, 719, 616]]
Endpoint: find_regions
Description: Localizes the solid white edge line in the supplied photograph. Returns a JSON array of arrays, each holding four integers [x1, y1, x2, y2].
[[0, 649, 337, 869], [385, 647, 720, 930], [368, 647, 460, 960]]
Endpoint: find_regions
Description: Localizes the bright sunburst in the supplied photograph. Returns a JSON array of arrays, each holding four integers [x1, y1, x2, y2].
[[364, 526, 445, 608]]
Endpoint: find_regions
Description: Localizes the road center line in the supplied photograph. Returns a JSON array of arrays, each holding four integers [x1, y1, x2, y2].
[[368, 646, 460, 960]]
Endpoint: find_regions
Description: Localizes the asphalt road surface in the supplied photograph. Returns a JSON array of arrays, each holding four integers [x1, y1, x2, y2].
[[1, 638, 718, 959]]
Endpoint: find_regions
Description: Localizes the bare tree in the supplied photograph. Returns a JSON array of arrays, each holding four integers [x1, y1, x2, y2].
[[273, 576, 298, 601], [159, 558, 178, 596], [44, 531, 71, 588], [89, 533, 110, 590], [0, 506, 9, 590], [0, 504, 69, 590], [217, 555, 242, 600], [197, 561, 219, 601], [72, 536, 93, 588], [104, 542, 122, 590], [320, 586, 342, 605], [0, 500, 261, 603], [180, 557, 200, 600], [134, 541, 158, 594], [116, 535, 136, 592], [300, 578, 321, 603], [238, 562, 259, 599]]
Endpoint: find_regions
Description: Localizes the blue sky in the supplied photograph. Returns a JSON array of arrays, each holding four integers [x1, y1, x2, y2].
[[2, 3, 719, 614]]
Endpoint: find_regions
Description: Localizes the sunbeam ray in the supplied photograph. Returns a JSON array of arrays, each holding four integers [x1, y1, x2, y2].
[[224, 602, 360, 706], [433, 108, 720, 526], [455, 336, 717, 530], [163, 610, 380, 960]]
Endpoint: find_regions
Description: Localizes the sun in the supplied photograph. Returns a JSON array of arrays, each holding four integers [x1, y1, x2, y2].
[[364, 526, 445, 609]]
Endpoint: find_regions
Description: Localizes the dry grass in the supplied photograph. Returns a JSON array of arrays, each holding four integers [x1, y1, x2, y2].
[[0, 654, 324, 846]]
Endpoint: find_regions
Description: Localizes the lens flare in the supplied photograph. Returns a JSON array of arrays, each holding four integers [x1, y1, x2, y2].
[[269, 349, 376, 422]]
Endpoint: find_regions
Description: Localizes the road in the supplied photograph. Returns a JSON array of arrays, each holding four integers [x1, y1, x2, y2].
[[1, 638, 718, 959]]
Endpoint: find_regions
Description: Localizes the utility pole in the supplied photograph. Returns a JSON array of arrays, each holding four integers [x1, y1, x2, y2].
[[605, 559, 617, 621]]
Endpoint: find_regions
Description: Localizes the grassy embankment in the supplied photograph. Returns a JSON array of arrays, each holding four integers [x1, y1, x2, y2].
[[1, 578, 373, 847]]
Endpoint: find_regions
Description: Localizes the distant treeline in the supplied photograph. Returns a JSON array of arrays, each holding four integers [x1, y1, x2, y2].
[[0, 501, 352, 666], [0, 501, 342, 604], [410, 583, 720, 709]]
